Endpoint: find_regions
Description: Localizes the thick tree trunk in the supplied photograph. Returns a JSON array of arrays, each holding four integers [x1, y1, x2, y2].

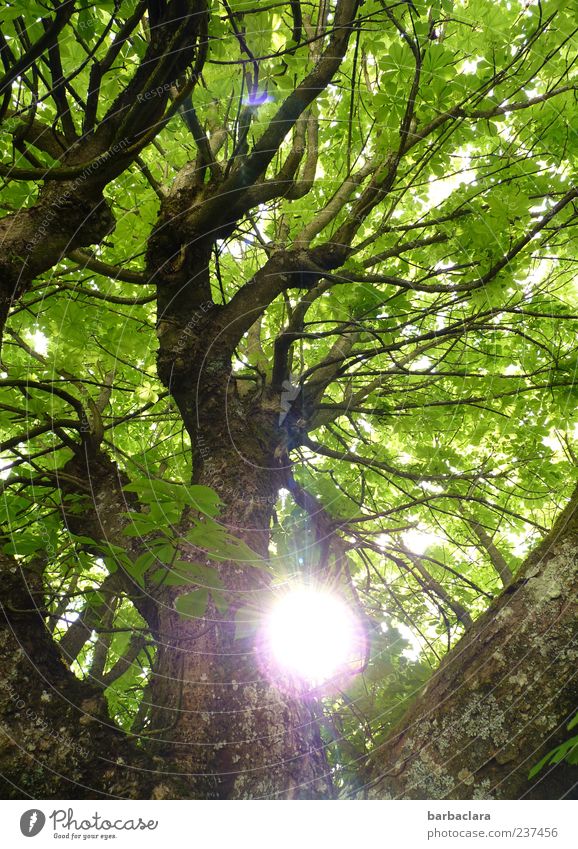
[[2, 458, 578, 800], [0, 177, 115, 351], [144, 161, 336, 794], [0, 553, 188, 799], [0, 1, 206, 353], [366, 484, 578, 800], [144, 382, 334, 798]]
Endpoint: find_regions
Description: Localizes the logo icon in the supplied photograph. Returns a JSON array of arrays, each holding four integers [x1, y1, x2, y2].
[[279, 374, 301, 424], [20, 810, 46, 837]]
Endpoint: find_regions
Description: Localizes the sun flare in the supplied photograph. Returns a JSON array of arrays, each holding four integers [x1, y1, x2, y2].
[[263, 586, 364, 689]]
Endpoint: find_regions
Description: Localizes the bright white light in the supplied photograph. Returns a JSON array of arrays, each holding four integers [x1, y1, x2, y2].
[[26, 329, 49, 355], [410, 356, 433, 371], [402, 527, 441, 554], [264, 586, 363, 689], [461, 58, 482, 74]]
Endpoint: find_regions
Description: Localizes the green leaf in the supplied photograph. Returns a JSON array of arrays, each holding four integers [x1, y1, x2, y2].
[[85, 590, 105, 608], [211, 589, 230, 615], [175, 589, 209, 620], [121, 511, 157, 536], [123, 479, 222, 517], [3, 536, 46, 556], [183, 522, 263, 563], [150, 562, 223, 588], [184, 485, 223, 517], [124, 551, 156, 588]]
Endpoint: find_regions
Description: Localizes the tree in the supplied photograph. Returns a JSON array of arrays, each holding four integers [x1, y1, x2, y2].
[[0, 0, 577, 800]]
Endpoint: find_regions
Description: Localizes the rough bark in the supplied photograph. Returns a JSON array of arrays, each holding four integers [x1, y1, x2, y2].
[[366, 484, 578, 800], [144, 362, 334, 798], [55, 444, 158, 657], [2, 443, 578, 799], [0, 0, 206, 352], [4, 0, 577, 805], [0, 553, 187, 799], [141, 122, 338, 796], [0, 175, 116, 351]]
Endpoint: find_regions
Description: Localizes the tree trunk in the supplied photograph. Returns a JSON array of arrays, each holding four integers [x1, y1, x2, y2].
[[143, 157, 336, 794], [0, 1, 206, 353], [366, 485, 578, 800], [143, 377, 334, 799], [0, 553, 188, 799], [0, 177, 115, 350], [2, 463, 578, 800]]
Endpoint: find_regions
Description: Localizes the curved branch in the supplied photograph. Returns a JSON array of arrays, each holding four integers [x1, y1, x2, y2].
[[0, 0, 76, 97], [66, 250, 149, 285]]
